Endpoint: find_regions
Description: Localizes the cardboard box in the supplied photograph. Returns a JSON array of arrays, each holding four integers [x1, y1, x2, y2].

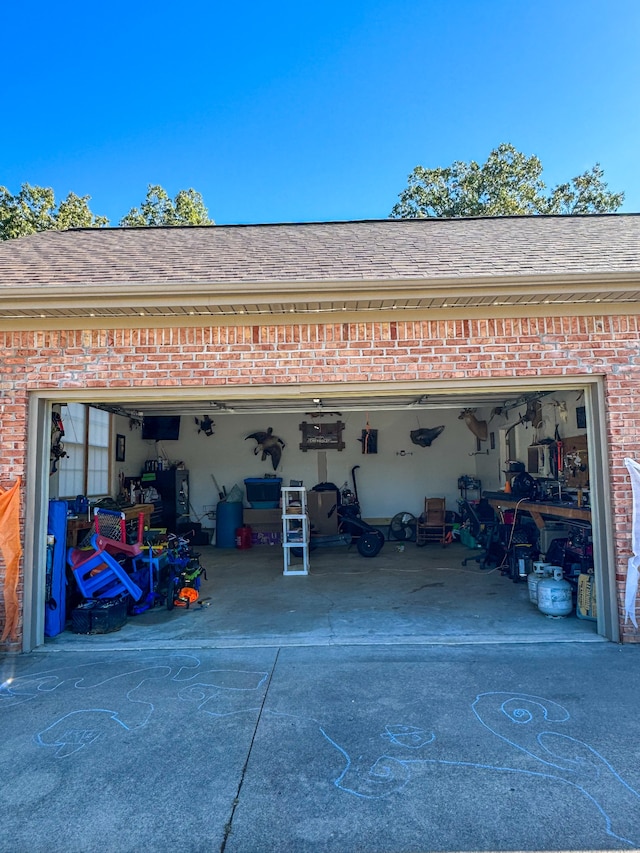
[[247, 522, 281, 533], [251, 531, 282, 546], [243, 508, 281, 525], [577, 573, 597, 621], [243, 508, 281, 538], [307, 490, 339, 535]]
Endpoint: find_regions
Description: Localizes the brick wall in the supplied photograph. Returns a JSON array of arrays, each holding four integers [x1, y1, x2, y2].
[[1, 313, 639, 645]]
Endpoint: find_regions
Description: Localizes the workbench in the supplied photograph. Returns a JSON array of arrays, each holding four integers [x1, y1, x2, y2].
[[66, 504, 155, 547], [485, 494, 591, 529]]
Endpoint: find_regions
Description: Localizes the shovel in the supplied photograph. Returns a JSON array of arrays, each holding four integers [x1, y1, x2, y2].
[[211, 474, 226, 501]]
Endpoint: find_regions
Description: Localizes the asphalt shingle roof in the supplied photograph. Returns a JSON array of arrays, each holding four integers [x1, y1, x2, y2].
[[1, 215, 639, 288]]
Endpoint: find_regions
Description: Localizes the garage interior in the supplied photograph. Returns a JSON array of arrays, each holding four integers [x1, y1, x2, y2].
[[37, 380, 606, 649]]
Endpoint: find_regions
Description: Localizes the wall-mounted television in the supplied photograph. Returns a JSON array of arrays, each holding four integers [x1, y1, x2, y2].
[[142, 416, 181, 441]]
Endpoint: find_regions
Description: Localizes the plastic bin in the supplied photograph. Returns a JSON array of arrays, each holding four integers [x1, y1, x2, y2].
[[244, 478, 282, 508], [71, 596, 128, 634]]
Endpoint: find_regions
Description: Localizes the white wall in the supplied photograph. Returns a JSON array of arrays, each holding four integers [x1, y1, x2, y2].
[[114, 409, 506, 523], [108, 391, 588, 524]]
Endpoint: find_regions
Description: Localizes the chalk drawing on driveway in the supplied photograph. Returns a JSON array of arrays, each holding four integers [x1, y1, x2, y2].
[[320, 691, 640, 848]]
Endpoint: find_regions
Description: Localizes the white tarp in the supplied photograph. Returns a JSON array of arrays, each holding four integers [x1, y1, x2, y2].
[[623, 458, 640, 628]]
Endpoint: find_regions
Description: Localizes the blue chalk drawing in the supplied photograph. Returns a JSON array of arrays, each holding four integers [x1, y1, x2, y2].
[[471, 691, 640, 847], [177, 668, 269, 717], [1, 655, 269, 757], [320, 691, 640, 848], [381, 724, 435, 749], [3, 658, 639, 848], [36, 709, 131, 757], [321, 729, 413, 799]]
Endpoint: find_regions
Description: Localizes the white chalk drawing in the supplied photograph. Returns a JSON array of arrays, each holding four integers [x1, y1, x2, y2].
[[320, 691, 640, 848]]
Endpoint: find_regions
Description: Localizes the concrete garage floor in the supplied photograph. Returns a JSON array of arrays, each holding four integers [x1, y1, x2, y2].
[[43, 541, 602, 651]]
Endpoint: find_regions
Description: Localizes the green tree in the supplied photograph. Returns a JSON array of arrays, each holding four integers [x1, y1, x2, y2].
[[390, 143, 624, 218], [120, 184, 213, 226], [544, 164, 624, 214], [0, 183, 108, 239], [56, 192, 110, 230]]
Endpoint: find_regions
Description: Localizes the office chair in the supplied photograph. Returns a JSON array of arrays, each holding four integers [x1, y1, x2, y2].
[[460, 499, 502, 570]]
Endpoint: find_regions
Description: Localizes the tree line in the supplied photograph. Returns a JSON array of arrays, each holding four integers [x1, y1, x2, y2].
[[0, 144, 625, 240], [0, 184, 213, 240]]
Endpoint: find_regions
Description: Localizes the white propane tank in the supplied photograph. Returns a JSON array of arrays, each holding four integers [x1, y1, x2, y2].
[[528, 562, 552, 604], [537, 567, 573, 617]]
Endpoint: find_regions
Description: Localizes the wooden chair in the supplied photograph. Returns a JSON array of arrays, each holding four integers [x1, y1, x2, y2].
[[416, 497, 447, 547]]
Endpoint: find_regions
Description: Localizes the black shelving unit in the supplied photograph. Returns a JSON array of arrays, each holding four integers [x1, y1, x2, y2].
[[146, 468, 190, 532], [458, 476, 482, 501]]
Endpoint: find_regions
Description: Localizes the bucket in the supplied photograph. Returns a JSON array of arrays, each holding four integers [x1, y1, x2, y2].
[[235, 526, 252, 550], [216, 501, 243, 548]]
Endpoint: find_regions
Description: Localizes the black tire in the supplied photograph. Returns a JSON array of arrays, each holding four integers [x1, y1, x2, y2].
[[357, 531, 384, 557], [389, 512, 417, 541]]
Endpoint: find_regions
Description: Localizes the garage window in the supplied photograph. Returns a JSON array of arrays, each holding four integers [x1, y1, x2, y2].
[[57, 404, 110, 498]]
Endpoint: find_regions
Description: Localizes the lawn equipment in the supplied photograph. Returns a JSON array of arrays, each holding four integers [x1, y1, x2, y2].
[[303, 467, 385, 557], [335, 466, 385, 557]]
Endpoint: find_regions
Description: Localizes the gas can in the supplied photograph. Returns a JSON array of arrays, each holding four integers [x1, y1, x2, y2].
[[235, 526, 252, 550], [537, 567, 573, 617]]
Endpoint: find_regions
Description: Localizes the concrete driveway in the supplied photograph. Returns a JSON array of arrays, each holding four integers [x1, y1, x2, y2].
[[1, 642, 639, 852]]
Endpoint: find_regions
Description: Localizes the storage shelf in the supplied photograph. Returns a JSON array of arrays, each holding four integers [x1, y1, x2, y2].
[[282, 486, 309, 575]]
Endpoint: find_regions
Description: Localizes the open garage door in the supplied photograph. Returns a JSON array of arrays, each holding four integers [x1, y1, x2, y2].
[[23, 376, 617, 650]]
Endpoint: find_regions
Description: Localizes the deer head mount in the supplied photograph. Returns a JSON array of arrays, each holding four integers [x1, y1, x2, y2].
[[504, 399, 544, 438], [458, 408, 488, 442]]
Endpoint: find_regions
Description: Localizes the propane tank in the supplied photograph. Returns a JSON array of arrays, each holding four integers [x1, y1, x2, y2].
[[528, 562, 552, 604], [537, 567, 573, 617]]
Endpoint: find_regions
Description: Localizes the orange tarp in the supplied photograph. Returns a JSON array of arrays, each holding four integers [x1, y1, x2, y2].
[[0, 478, 22, 643]]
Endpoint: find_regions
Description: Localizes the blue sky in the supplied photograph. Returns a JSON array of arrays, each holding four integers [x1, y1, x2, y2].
[[3, 0, 639, 225]]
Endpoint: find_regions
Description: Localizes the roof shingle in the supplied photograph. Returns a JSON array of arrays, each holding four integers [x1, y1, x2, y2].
[[1, 215, 639, 289]]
